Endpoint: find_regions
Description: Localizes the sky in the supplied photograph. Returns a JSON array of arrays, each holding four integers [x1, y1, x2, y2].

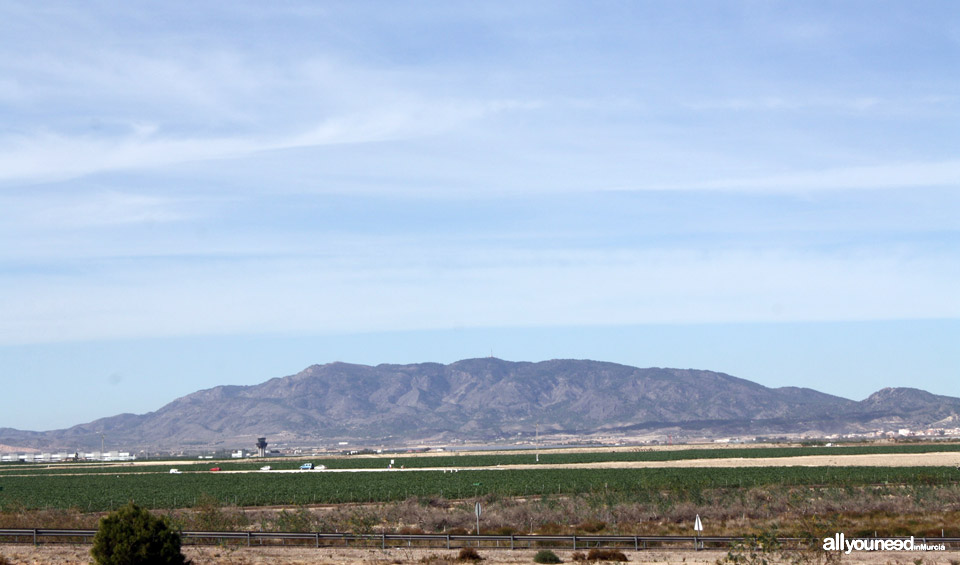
[[1, 2, 958, 432]]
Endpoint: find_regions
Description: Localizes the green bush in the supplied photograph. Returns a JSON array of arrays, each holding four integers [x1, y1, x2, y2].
[[91, 502, 187, 565], [534, 549, 562, 563]]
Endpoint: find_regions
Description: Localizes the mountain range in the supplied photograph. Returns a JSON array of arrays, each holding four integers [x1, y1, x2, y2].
[[3, 358, 959, 451]]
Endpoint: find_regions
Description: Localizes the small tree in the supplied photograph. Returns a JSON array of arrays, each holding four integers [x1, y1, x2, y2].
[[91, 502, 186, 565]]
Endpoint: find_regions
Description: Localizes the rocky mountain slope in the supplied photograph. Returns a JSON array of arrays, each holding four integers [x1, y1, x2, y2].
[[2, 358, 958, 450]]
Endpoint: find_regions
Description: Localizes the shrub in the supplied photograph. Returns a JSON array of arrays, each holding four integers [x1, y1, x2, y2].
[[575, 520, 607, 533], [271, 506, 319, 532], [193, 494, 248, 531], [586, 548, 628, 562], [91, 502, 187, 565], [571, 552, 586, 562], [457, 547, 483, 561], [534, 549, 563, 563]]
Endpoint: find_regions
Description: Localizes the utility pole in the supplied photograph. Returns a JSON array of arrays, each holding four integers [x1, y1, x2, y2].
[[535, 423, 540, 463]]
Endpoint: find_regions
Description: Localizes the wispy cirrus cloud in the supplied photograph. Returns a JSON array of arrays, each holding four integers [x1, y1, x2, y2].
[[0, 98, 533, 185], [601, 160, 960, 193], [684, 160, 960, 192], [685, 96, 883, 112], [0, 190, 200, 229], [1, 244, 956, 345]]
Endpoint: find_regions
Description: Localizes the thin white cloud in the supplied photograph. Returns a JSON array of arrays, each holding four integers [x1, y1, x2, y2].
[[604, 160, 960, 193], [686, 96, 883, 112], [0, 191, 199, 229], [690, 160, 960, 192], [287, 99, 537, 147], [1, 245, 956, 345], [0, 99, 530, 185], [2, 47, 279, 120], [0, 130, 255, 185]]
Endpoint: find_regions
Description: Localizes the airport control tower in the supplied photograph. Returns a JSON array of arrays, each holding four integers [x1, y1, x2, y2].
[[256, 437, 267, 457]]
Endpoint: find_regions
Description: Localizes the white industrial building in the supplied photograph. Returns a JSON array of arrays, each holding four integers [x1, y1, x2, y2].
[[1, 450, 134, 463]]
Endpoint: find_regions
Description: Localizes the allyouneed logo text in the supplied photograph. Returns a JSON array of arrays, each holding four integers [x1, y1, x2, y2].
[[823, 534, 945, 554]]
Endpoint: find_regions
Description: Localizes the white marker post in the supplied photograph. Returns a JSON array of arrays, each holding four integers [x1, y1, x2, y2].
[[475, 502, 482, 535], [694, 514, 703, 550]]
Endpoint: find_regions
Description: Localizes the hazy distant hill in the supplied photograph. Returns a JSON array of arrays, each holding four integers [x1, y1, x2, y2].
[[3, 358, 959, 450]]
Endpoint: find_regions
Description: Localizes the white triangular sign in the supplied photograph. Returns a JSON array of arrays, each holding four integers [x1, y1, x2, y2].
[[694, 514, 703, 532]]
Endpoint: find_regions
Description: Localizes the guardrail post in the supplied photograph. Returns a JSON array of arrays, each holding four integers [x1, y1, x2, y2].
[[510, 535, 514, 550], [446, 534, 450, 549], [382, 533, 385, 549], [315, 532, 319, 548], [634, 536, 638, 551], [33, 529, 37, 545], [246, 532, 250, 546], [573, 535, 576, 550]]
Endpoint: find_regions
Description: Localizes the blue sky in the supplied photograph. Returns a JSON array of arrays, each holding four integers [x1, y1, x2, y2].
[[1, 2, 958, 431]]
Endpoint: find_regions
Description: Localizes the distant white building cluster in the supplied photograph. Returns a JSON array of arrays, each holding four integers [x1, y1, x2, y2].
[[820, 427, 960, 441], [0, 451, 135, 463]]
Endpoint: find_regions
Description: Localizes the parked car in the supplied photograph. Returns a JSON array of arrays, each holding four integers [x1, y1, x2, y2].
[[169, 468, 181, 474], [299, 463, 314, 470], [259, 465, 271, 471], [209, 467, 221, 472]]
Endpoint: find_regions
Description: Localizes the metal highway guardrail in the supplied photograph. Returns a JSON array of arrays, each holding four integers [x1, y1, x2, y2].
[[2, 529, 959, 552]]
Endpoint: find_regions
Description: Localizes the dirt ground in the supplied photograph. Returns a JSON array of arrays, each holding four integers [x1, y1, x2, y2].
[[278, 450, 960, 472], [296, 450, 960, 472], [1, 544, 958, 564], [519, 451, 960, 469]]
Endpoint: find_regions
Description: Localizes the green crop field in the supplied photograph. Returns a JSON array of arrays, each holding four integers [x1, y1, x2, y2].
[[1, 465, 958, 513]]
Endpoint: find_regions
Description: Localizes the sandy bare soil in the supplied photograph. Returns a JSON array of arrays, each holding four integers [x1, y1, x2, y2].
[[1, 544, 957, 564], [274, 451, 960, 472], [264, 450, 960, 472], [509, 451, 960, 469]]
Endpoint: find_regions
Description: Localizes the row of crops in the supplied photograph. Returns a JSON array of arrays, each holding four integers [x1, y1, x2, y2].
[[3, 442, 960, 476], [1, 466, 958, 512]]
